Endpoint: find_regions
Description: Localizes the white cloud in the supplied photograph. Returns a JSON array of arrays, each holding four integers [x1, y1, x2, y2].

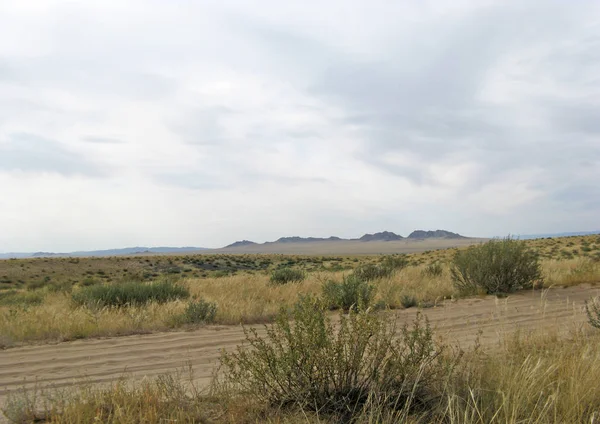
[[0, 0, 599, 251]]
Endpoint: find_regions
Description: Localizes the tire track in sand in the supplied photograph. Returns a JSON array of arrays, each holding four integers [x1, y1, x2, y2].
[[1, 284, 598, 409]]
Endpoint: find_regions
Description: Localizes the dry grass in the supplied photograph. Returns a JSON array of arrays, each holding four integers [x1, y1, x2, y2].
[[1, 256, 599, 347], [5, 322, 600, 423]]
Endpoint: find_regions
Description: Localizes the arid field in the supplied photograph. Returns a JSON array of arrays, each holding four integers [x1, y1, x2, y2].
[[1, 235, 600, 423]]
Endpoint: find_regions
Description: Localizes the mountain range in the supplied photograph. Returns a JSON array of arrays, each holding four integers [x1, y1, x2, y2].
[[1, 229, 466, 258], [224, 229, 465, 248]]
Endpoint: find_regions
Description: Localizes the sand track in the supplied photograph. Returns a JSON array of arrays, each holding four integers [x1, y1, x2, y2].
[[1, 284, 598, 411]]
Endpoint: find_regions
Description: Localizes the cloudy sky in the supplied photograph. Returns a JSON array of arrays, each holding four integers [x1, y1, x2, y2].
[[1, 0, 599, 251]]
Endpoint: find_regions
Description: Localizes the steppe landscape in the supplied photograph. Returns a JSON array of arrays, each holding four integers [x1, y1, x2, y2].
[[2, 0, 600, 422], [2, 234, 600, 422]]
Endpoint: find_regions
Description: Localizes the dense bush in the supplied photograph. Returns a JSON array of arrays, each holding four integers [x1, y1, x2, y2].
[[219, 296, 452, 422], [182, 298, 217, 324], [270, 268, 305, 285], [72, 280, 190, 307], [322, 274, 375, 311], [451, 237, 542, 295]]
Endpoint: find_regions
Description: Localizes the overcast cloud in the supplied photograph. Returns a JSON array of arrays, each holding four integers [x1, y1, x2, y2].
[[1, 0, 599, 251]]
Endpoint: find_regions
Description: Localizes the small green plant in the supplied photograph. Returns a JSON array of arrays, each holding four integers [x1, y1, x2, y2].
[[218, 296, 451, 422], [451, 237, 542, 295], [322, 274, 375, 311], [182, 298, 217, 324], [269, 268, 305, 285], [72, 280, 189, 307]]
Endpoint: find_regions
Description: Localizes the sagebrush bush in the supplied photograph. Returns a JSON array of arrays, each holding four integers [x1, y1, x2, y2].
[[353, 264, 394, 281], [182, 298, 217, 324], [451, 237, 542, 295], [71, 280, 189, 307], [322, 275, 375, 311], [270, 268, 305, 285], [218, 296, 452, 422]]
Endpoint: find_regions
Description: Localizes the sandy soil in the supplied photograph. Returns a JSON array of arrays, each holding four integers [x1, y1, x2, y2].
[[1, 284, 598, 414]]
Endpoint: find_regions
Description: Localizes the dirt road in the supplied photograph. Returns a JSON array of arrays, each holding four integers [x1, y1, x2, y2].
[[1, 284, 598, 411]]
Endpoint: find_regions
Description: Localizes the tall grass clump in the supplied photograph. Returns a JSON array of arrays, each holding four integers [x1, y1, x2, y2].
[[322, 275, 375, 311], [218, 296, 454, 422], [270, 268, 305, 285], [451, 237, 542, 295], [585, 296, 600, 329], [71, 280, 190, 308]]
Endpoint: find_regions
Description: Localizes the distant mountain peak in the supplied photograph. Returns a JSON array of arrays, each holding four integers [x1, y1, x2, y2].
[[408, 230, 465, 239], [224, 240, 257, 248], [359, 231, 403, 242], [274, 236, 342, 243]]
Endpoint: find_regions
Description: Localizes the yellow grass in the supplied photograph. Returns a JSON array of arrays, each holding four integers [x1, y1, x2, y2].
[[2, 256, 598, 347], [5, 322, 600, 423]]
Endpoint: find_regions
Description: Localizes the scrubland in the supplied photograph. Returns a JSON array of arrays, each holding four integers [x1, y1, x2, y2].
[[2, 234, 600, 423]]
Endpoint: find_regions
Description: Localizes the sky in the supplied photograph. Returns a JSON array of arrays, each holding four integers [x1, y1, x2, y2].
[[1, 0, 599, 252]]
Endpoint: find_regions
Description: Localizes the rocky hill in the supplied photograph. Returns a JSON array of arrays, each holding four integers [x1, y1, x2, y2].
[[358, 231, 403, 242], [224, 240, 257, 248], [272, 236, 342, 243], [408, 230, 465, 239]]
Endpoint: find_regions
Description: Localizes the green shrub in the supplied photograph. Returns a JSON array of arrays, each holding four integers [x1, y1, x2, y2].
[[182, 298, 217, 324], [322, 274, 375, 311], [219, 296, 451, 422], [353, 264, 394, 281], [270, 268, 305, 285], [450, 237, 542, 295], [72, 280, 189, 307]]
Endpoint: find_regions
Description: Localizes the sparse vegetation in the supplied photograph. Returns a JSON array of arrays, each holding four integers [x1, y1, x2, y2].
[[0, 235, 599, 346]]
